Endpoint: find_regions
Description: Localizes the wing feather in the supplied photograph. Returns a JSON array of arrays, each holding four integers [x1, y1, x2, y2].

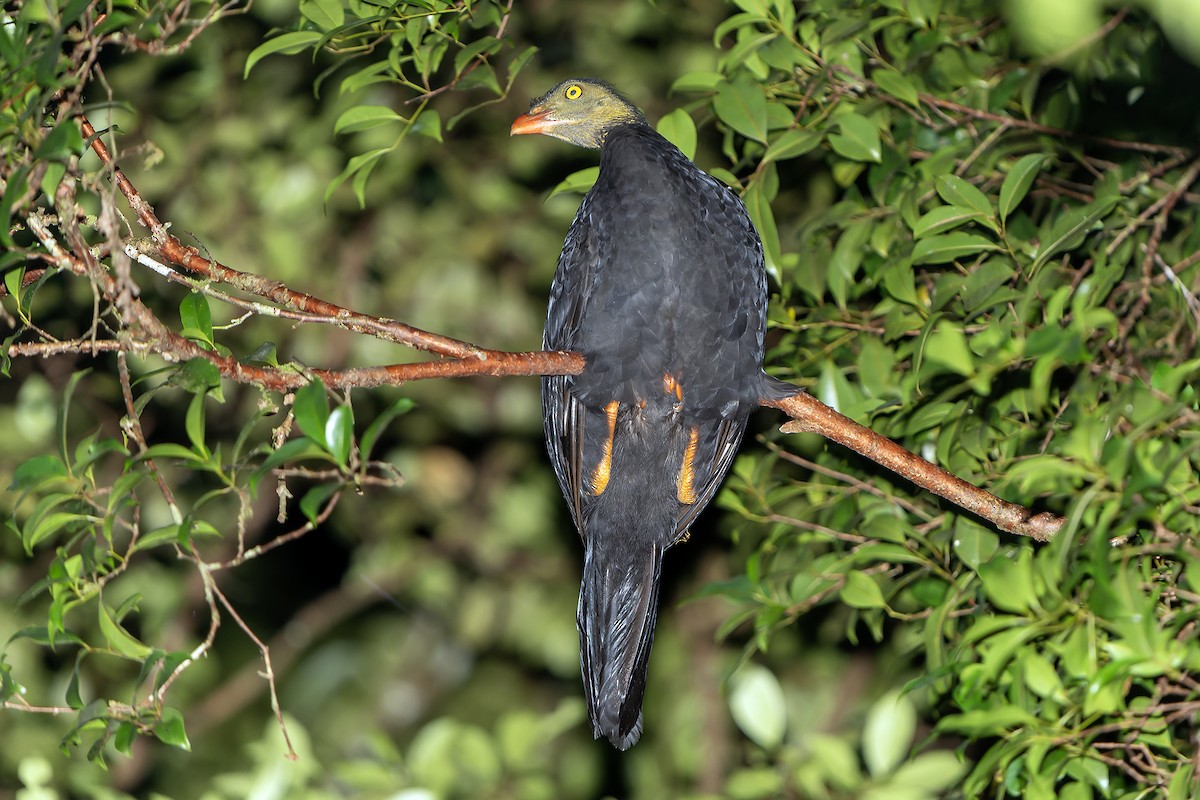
[[671, 416, 748, 542], [542, 194, 603, 536]]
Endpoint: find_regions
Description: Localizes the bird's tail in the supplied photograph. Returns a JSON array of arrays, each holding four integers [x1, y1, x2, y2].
[[578, 531, 664, 750]]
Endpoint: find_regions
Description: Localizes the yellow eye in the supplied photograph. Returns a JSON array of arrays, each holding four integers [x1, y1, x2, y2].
[[565, 84, 582, 100]]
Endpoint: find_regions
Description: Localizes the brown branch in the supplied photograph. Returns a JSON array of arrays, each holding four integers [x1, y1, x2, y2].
[[61, 116, 1061, 547], [760, 390, 1065, 541], [80, 115, 490, 360]]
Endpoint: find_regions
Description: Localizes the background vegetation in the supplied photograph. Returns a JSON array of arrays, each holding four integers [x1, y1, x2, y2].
[[2, 0, 1199, 797]]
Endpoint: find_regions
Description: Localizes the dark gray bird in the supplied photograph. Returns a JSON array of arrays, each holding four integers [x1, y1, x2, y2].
[[512, 78, 781, 749]]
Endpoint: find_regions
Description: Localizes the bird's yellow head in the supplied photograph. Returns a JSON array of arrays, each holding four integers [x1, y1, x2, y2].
[[511, 79, 645, 148]]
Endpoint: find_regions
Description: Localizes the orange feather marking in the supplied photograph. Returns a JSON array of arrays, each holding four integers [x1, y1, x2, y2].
[[662, 372, 683, 402], [590, 400, 620, 495], [676, 426, 700, 504]]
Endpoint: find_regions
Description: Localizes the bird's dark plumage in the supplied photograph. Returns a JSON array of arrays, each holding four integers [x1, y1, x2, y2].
[[513, 79, 775, 749]]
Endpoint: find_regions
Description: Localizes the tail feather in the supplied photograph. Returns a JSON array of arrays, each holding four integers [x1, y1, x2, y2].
[[578, 536, 664, 750]]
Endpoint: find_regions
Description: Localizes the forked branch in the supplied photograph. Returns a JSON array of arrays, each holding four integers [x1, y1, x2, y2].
[[9, 115, 1065, 541]]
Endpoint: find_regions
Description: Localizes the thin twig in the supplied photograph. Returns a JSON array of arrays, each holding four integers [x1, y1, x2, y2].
[[206, 575, 298, 759]]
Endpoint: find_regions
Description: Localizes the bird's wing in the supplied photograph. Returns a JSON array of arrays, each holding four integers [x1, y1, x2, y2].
[[672, 415, 748, 543], [542, 197, 603, 534], [542, 377, 581, 529]]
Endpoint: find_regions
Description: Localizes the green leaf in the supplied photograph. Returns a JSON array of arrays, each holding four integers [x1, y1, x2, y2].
[[670, 71, 724, 93], [6, 625, 85, 648], [504, 46, 539, 92], [293, 380, 330, 446], [65, 651, 86, 709], [93, 10, 135, 36], [24, 511, 85, 551], [177, 296, 213, 343], [153, 707, 191, 750], [176, 517, 221, 548], [891, 751, 970, 791], [728, 663, 786, 749], [412, 109, 442, 143], [881, 260, 919, 306], [350, 155, 382, 208], [138, 524, 184, 549], [762, 128, 823, 164], [360, 397, 414, 461], [912, 232, 999, 265], [744, 179, 782, 280], [97, 602, 151, 659], [1020, 650, 1067, 702], [299, 0, 343, 30], [827, 219, 871, 308], [244, 31, 322, 78], [137, 443, 205, 463], [171, 358, 221, 394], [713, 75, 768, 143], [863, 690, 916, 778], [9, 454, 69, 490], [840, 571, 885, 609], [873, 68, 920, 106], [41, 161, 66, 200], [300, 483, 339, 525], [244, 341, 279, 367], [923, 321, 975, 377], [1032, 196, 1119, 273], [935, 705, 1035, 735], [828, 113, 881, 163], [114, 722, 137, 755], [257, 437, 328, 475], [154, 652, 191, 693], [57, 366, 89, 471], [656, 108, 697, 160], [334, 105, 404, 135], [34, 121, 84, 161], [185, 392, 207, 455], [547, 167, 599, 199], [4, 265, 24, 312], [1169, 765, 1197, 800], [453, 35, 500, 75], [978, 549, 1040, 614], [1, 166, 30, 247], [817, 360, 860, 415], [912, 205, 987, 239], [953, 520, 999, 569], [324, 147, 389, 206], [934, 175, 993, 219], [455, 62, 500, 95], [999, 153, 1047, 222], [325, 405, 353, 464]]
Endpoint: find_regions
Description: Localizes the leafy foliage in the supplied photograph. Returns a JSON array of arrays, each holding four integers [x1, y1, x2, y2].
[[2, 0, 1199, 797], [246, 0, 537, 204]]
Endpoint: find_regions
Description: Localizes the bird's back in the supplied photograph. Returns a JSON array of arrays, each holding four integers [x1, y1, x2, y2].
[[546, 124, 767, 419]]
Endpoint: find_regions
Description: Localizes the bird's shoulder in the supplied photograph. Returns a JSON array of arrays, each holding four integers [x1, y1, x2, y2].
[[597, 124, 733, 202]]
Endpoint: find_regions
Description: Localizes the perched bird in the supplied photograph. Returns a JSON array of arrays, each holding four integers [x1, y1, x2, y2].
[[512, 79, 782, 749]]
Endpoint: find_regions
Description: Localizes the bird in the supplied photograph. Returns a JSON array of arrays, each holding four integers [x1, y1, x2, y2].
[[512, 78, 784, 749]]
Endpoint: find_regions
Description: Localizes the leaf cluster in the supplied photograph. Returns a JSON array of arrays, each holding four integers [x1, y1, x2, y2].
[[2, 0, 1200, 797]]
